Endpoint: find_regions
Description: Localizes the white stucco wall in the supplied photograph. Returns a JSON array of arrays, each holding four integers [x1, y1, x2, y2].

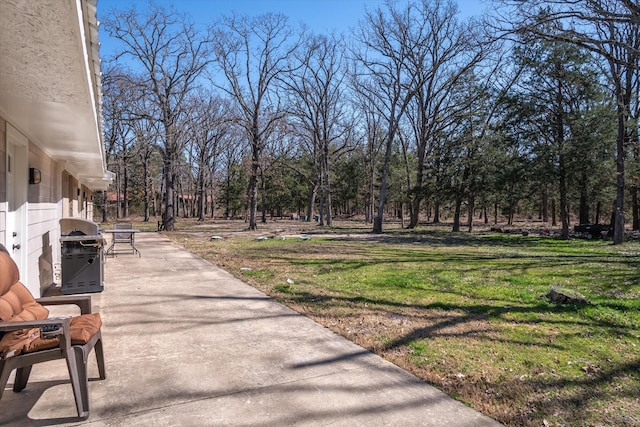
[[27, 202, 61, 295]]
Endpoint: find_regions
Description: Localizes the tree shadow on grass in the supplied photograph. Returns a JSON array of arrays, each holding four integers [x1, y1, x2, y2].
[[187, 230, 640, 424], [282, 288, 637, 340], [275, 288, 639, 426]]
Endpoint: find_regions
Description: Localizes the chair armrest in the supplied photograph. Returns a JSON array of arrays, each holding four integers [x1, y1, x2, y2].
[[0, 317, 71, 333], [37, 295, 92, 315], [0, 318, 72, 356]]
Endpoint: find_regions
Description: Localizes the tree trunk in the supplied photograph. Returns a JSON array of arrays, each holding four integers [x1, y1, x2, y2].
[[541, 186, 549, 223], [306, 178, 318, 222], [452, 197, 462, 232], [632, 189, 639, 230], [143, 153, 150, 222], [555, 65, 569, 240], [633, 143, 640, 230], [248, 143, 260, 230], [408, 146, 424, 229], [409, 196, 421, 229], [614, 102, 626, 244], [123, 165, 129, 218], [325, 183, 333, 226], [318, 196, 325, 226], [559, 162, 569, 239], [467, 194, 475, 233], [323, 140, 332, 227], [116, 161, 122, 219], [260, 169, 267, 224], [367, 174, 375, 224], [210, 176, 216, 219], [163, 151, 175, 231], [197, 170, 205, 221], [373, 129, 395, 234]]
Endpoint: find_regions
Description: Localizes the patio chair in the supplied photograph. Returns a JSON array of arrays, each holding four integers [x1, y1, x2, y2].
[[0, 245, 105, 419]]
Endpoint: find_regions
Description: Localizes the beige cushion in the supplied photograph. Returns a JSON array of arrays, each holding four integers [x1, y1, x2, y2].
[[0, 251, 101, 358], [0, 313, 102, 357], [0, 252, 49, 322], [70, 313, 102, 345]]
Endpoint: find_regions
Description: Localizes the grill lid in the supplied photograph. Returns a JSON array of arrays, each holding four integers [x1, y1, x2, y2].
[[59, 218, 101, 237]]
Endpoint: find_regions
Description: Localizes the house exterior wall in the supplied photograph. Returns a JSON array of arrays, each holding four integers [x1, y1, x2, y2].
[[0, 116, 6, 246], [27, 142, 63, 295], [1, 114, 97, 297], [1, 0, 107, 298]]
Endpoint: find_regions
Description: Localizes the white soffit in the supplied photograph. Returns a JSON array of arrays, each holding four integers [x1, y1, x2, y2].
[[0, 0, 110, 190]]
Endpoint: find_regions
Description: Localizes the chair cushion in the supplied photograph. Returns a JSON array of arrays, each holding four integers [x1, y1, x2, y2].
[[0, 251, 19, 296], [0, 251, 49, 322], [0, 327, 60, 357], [0, 313, 102, 358], [0, 282, 50, 322], [0, 251, 55, 358], [70, 313, 102, 345], [0, 251, 102, 358]]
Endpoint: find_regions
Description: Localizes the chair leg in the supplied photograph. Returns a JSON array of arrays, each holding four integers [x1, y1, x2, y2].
[[12, 365, 33, 392], [74, 345, 91, 418], [0, 358, 14, 402], [65, 332, 105, 419], [94, 336, 106, 380], [65, 349, 89, 420]]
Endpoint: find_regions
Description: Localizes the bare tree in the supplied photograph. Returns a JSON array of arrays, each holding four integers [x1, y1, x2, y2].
[[184, 92, 231, 221], [354, 1, 432, 233], [218, 124, 249, 219], [402, 0, 487, 229], [284, 34, 350, 226], [104, 2, 213, 230], [210, 13, 304, 230], [351, 88, 386, 224], [124, 72, 164, 223], [129, 107, 161, 223], [102, 67, 138, 220]]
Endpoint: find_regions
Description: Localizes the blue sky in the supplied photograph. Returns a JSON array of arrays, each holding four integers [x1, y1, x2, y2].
[[98, 0, 489, 58]]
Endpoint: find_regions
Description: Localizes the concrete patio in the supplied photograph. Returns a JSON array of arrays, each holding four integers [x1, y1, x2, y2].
[[0, 232, 501, 426]]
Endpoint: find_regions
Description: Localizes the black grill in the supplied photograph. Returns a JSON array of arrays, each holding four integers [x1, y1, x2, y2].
[[59, 219, 105, 294]]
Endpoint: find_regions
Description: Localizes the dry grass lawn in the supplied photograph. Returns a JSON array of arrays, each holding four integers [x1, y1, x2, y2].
[[140, 217, 640, 427]]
